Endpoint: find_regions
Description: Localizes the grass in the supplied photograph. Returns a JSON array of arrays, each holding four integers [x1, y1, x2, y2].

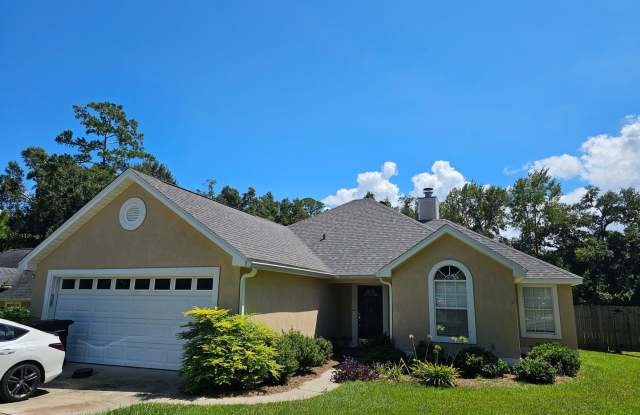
[[104, 351, 640, 415]]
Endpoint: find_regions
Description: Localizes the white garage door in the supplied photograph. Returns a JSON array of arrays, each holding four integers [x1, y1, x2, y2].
[[52, 270, 219, 370]]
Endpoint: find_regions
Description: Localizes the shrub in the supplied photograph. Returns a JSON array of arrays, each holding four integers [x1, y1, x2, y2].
[[316, 337, 334, 361], [480, 359, 510, 378], [453, 347, 503, 378], [362, 336, 406, 364], [373, 360, 408, 382], [276, 331, 331, 379], [528, 343, 580, 377], [513, 357, 556, 384], [0, 306, 31, 324], [331, 357, 379, 383], [179, 308, 281, 392], [275, 335, 301, 379], [411, 360, 458, 387]]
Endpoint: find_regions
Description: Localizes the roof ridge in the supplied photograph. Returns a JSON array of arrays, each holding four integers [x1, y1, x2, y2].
[[131, 169, 334, 274], [436, 219, 581, 278], [132, 170, 292, 230]]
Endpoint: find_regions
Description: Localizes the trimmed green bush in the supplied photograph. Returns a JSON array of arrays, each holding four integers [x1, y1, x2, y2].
[[453, 347, 506, 378], [0, 306, 31, 324], [276, 331, 331, 379], [528, 343, 580, 377], [179, 308, 281, 392], [316, 337, 333, 361], [275, 334, 301, 379], [480, 358, 510, 378], [513, 357, 556, 384], [411, 360, 459, 387]]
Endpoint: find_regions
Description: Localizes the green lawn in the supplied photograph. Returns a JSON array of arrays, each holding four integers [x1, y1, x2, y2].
[[105, 351, 640, 415]]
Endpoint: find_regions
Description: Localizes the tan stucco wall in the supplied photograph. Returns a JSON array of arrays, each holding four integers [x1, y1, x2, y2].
[[519, 285, 578, 350], [31, 183, 241, 317], [391, 234, 522, 359], [246, 270, 336, 337]]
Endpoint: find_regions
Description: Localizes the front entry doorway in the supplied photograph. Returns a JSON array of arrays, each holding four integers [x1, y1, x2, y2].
[[357, 285, 383, 339]]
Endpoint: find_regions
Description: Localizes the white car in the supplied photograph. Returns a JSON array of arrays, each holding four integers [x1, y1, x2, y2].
[[0, 318, 65, 402]]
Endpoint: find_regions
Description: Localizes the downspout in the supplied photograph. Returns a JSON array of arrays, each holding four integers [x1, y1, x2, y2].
[[379, 278, 393, 340], [239, 268, 258, 315]]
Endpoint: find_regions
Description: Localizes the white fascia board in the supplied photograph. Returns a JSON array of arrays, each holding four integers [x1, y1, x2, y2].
[[248, 260, 335, 279], [19, 169, 249, 272], [376, 225, 527, 278], [520, 277, 583, 286]]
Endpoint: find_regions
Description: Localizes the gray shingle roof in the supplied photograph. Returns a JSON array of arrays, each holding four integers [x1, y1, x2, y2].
[[290, 198, 580, 279], [0, 249, 32, 268], [134, 172, 579, 280], [289, 199, 439, 275], [135, 171, 332, 273], [0, 271, 32, 300]]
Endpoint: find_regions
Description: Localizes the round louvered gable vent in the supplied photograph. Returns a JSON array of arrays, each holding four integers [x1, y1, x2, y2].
[[119, 197, 146, 230]]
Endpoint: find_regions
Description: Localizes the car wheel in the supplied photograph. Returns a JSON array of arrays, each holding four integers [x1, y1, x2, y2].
[[0, 363, 42, 403]]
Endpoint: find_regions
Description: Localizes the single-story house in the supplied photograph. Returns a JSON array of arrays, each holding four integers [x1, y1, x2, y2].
[[0, 248, 33, 308], [19, 170, 582, 370]]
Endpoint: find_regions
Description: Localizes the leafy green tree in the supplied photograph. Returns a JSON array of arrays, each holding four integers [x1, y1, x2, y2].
[[55, 102, 151, 172], [217, 186, 242, 210], [440, 182, 509, 238], [133, 159, 176, 184], [364, 191, 375, 199], [0, 210, 9, 241], [508, 169, 568, 256], [399, 196, 416, 219]]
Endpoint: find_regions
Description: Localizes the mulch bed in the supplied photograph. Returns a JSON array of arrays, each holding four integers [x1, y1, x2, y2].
[[457, 373, 573, 388], [195, 360, 338, 398]]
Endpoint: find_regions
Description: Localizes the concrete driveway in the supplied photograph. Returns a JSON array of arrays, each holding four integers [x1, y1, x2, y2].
[[0, 363, 338, 415], [0, 363, 186, 415]]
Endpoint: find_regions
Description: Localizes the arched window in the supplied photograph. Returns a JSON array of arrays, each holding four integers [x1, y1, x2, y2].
[[428, 260, 476, 343]]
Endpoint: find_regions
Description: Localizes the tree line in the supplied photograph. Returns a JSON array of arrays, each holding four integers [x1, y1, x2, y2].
[[1, 102, 638, 306], [0, 102, 325, 249], [391, 172, 640, 306]]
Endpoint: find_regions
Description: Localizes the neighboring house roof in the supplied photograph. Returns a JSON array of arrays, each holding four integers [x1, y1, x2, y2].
[[0, 267, 20, 287], [0, 250, 33, 300], [0, 271, 32, 300], [0, 249, 32, 268], [19, 169, 582, 284]]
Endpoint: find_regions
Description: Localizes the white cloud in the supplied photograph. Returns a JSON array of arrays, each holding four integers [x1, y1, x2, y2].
[[322, 160, 466, 208], [322, 161, 401, 207], [559, 187, 588, 204], [524, 115, 640, 199], [411, 161, 466, 200], [530, 154, 582, 180]]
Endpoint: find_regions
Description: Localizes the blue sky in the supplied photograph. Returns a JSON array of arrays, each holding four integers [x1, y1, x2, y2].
[[2, 1, 639, 206]]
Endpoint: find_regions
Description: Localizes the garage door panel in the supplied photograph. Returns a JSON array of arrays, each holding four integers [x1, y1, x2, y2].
[[53, 273, 218, 370]]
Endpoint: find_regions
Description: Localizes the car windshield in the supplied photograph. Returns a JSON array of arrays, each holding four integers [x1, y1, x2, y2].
[[0, 323, 28, 342]]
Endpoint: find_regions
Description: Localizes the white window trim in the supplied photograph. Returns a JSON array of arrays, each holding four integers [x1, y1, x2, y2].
[[517, 284, 562, 339], [42, 267, 220, 319], [428, 260, 477, 344]]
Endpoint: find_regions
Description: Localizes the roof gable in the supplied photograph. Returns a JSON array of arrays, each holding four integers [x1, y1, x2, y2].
[[20, 170, 332, 276]]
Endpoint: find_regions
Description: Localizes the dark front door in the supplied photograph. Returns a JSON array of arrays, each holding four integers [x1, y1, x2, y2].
[[358, 285, 383, 339]]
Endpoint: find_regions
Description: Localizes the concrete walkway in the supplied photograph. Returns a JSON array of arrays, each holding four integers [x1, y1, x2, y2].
[[0, 363, 339, 415], [152, 368, 338, 406]]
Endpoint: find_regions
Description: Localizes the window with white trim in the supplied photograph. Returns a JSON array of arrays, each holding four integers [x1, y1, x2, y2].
[[518, 285, 561, 338], [518, 285, 561, 339], [428, 261, 476, 343]]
